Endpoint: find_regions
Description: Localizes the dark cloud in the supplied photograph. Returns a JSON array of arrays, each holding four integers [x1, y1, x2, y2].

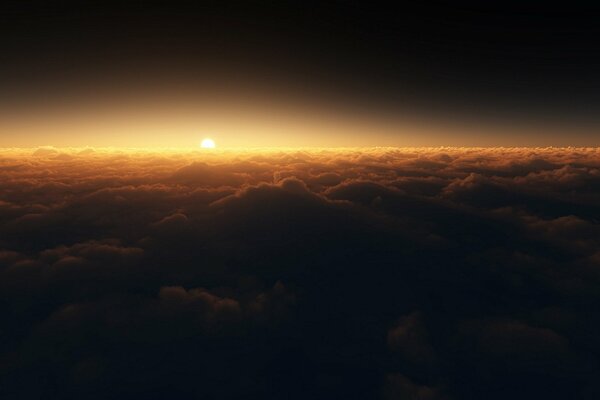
[[384, 373, 448, 400], [387, 312, 438, 371], [1, 147, 600, 399]]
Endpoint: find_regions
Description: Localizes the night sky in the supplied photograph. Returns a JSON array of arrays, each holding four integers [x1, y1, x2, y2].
[[3, 3, 600, 400]]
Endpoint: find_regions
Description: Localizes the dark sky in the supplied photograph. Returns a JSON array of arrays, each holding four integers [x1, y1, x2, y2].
[[2, 1, 600, 145]]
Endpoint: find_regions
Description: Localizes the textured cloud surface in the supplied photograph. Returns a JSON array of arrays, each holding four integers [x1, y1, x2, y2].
[[2, 147, 600, 399]]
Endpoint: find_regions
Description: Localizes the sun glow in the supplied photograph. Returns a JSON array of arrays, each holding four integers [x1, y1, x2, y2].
[[201, 138, 216, 149]]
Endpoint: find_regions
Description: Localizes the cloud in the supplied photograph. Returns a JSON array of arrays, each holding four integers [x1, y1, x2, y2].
[[1, 147, 600, 399], [387, 312, 438, 370], [455, 318, 579, 374], [384, 373, 448, 400]]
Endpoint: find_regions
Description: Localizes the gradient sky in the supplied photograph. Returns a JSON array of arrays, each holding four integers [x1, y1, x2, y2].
[[2, 1, 600, 147]]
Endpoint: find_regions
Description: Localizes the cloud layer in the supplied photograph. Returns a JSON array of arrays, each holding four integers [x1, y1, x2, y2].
[[2, 147, 600, 399]]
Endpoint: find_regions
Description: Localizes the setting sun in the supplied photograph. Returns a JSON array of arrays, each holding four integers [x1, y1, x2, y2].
[[200, 138, 216, 149]]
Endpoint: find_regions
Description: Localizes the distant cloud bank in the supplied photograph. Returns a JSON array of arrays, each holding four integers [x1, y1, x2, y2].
[[2, 147, 600, 399]]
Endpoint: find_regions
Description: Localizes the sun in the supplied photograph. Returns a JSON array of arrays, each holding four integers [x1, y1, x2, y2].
[[200, 138, 216, 149]]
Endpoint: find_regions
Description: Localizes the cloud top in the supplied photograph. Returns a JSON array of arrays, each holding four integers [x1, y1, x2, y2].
[[2, 147, 600, 399]]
